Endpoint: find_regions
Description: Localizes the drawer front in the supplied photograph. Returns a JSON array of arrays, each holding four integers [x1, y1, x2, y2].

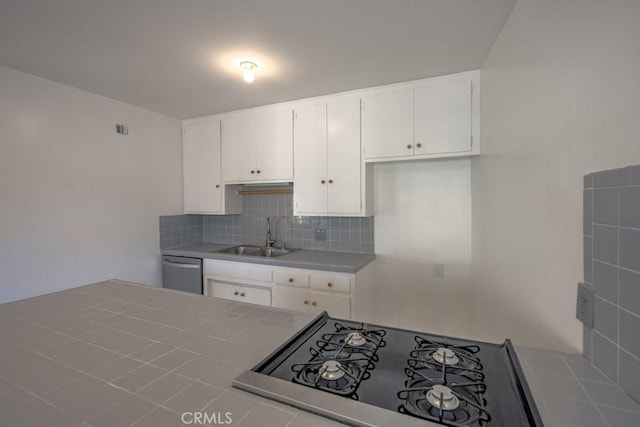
[[207, 260, 273, 283], [210, 282, 271, 306], [274, 270, 309, 288], [309, 275, 350, 293], [309, 291, 350, 319]]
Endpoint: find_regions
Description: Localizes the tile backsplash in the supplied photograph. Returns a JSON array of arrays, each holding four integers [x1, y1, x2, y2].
[[160, 186, 374, 254], [583, 165, 640, 403]]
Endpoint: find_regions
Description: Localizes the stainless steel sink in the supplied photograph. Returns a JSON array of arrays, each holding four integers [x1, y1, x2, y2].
[[216, 245, 294, 257]]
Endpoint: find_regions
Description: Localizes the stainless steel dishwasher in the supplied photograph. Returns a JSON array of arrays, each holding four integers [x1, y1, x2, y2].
[[162, 256, 203, 294]]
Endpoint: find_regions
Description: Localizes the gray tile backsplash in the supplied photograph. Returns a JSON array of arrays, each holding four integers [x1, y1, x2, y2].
[[160, 186, 374, 254], [583, 165, 640, 403], [159, 215, 203, 249]]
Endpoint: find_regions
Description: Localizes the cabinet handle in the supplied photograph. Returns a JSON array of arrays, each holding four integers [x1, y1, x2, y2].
[[250, 170, 255, 174], [233, 291, 239, 296], [288, 278, 294, 283], [240, 292, 245, 297], [311, 301, 317, 306], [416, 143, 422, 148], [321, 180, 326, 184], [327, 282, 333, 288], [407, 144, 412, 149], [304, 300, 309, 305], [328, 179, 333, 184]]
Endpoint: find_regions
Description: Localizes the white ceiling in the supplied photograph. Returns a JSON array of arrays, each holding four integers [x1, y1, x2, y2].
[[0, 0, 518, 119]]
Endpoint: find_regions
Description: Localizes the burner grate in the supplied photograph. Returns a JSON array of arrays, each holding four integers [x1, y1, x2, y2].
[[398, 335, 491, 426], [290, 322, 385, 398]]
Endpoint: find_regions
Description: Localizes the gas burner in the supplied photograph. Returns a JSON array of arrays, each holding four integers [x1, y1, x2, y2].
[[426, 385, 460, 410], [345, 331, 367, 347], [411, 336, 483, 372], [320, 360, 346, 380], [291, 347, 374, 397], [398, 377, 490, 426], [433, 347, 459, 366]]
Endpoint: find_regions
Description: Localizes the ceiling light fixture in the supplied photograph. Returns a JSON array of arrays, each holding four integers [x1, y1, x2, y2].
[[239, 61, 257, 83]]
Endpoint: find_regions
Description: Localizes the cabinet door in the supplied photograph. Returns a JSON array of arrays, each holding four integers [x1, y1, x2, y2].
[[183, 120, 222, 213], [361, 89, 413, 159], [309, 291, 350, 319], [222, 112, 256, 182], [272, 285, 310, 313], [293, 103, 328, 214], [256, 106, 293, 181], [327, 97, 361, 214], [414, 80, 472, 155]]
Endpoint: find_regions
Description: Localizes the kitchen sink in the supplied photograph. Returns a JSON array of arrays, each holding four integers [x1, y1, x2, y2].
[[215, 245, 295, 258]]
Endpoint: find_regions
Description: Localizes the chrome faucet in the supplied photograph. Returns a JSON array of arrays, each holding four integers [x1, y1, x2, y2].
[[265, 217, 275, 247]]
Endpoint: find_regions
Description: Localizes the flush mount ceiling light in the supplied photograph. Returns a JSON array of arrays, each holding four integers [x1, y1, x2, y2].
[[239, 61, 257, 83]]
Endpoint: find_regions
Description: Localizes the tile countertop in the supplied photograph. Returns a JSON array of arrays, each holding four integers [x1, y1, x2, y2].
[[161, 243, 376, 273], [0, 281, 638, 427]]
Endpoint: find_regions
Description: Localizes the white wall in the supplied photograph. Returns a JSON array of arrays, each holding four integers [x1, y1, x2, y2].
[[374, 159, 472, 338], [0, 66, 183, 303], [473, 0, 640, 351]]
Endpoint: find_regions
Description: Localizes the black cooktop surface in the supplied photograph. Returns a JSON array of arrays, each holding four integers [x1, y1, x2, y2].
[[246, 313, 542, 427]]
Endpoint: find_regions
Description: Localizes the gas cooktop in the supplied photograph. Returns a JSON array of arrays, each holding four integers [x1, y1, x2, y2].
[[233, 312, 542, 427]]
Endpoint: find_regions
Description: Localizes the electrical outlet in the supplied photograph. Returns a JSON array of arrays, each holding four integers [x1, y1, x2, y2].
[[315, 228, 326, 241], [576, 282, 594, 328], [116, 123, 128, 135], [433, 263, 445, 279]]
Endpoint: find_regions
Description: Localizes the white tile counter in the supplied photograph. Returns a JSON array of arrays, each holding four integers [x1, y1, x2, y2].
[[0, 280, 638, 426]]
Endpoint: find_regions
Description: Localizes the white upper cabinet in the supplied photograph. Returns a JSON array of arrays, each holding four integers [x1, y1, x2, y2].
[[414, 80, 472, 155], [256, 106, 294, 181], [362, 71, 479, 161], [222, 106, 293, 183], [183, 119, 241, 214], [293, 102, 327, 214], [361, 89, 413, 159], [327, 97, 362, 214], [293, 97, 364, 216], [221, 112, 255, 182]]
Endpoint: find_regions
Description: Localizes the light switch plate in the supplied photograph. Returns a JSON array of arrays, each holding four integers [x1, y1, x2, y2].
[[576, 282, 595, 328]]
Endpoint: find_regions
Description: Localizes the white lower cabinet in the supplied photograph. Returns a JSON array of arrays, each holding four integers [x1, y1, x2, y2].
[[203, 259, 375, 321]]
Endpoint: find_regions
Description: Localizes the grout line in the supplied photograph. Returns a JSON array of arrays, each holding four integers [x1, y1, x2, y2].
[[562, 356, 612, 427]]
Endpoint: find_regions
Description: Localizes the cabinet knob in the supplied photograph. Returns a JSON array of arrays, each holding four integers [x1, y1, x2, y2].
[[327, 282, 333, 288], [328, 179, 333, 184], [407, 144, 412, 149], [256, 170, 261, 174], [240, 292, 245, 297], [288, 278, 294, 283], [250, 170, 255, 174], [321, 180, 326, 184], [304, 300, 309, 305], [416, 143, 422, 148], [215, 184, 220, 188], [311, 301, 317, 306], [233, 291, 239, 296]]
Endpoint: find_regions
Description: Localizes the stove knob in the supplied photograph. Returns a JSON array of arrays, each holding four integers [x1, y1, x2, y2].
[[304, 300, 309, 305], [312, 301, 317, 306]]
